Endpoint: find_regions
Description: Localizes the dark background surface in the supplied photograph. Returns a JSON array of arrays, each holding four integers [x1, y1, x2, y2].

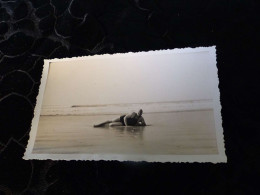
[[0, 0, 260, 194]]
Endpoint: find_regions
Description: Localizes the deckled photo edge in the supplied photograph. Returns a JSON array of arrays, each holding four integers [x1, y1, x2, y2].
[[23, 46, 227, 163], [23, 60, 50, 159]]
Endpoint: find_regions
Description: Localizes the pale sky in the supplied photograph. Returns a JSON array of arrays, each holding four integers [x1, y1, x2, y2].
[[42, 51, 213, 107]]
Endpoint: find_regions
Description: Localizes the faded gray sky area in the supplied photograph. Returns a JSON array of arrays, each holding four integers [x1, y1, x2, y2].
[[42, 51, 212, 107]]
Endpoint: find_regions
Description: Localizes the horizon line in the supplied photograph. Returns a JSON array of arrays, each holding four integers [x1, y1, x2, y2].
[[68, 99, 213, 108]]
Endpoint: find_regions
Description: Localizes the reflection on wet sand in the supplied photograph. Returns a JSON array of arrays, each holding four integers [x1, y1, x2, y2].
[[33, 110, 218, 155], [102, 125, 146, 140]]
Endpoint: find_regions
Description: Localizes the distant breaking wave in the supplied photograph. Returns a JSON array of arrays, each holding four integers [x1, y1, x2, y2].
[[41, 100, 214, 116]]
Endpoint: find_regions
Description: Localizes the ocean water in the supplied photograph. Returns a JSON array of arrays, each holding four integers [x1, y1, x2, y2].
[[33, 110, 218, 155]]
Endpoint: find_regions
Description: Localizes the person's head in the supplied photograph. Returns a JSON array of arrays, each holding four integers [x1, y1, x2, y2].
[[137, 109, 143, 117]]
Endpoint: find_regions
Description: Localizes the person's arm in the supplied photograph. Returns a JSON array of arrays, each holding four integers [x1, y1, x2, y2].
[[141, 117, 146, 126], [137, 116, 146, 126]]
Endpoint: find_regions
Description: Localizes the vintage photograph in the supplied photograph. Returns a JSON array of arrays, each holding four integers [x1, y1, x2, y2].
[[24, 47, 226, 162]]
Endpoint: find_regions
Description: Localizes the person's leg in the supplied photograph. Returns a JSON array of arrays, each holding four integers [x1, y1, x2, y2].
[[94, 117, 121, 127], [109, 122, 123, 127], [93, 120, 112, 127]]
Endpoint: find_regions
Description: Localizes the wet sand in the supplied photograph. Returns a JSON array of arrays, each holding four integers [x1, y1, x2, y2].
[[33, 110, 218, 155]]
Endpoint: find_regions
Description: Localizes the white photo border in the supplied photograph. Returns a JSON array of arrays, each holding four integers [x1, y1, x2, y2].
[[24, 46, 227, 163]]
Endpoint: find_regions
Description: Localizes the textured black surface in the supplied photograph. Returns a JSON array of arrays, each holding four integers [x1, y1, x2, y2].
[[0, 0, 260, 194]]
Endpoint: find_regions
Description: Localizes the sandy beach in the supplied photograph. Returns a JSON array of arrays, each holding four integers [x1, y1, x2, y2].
[[32, 109, 218, 155]]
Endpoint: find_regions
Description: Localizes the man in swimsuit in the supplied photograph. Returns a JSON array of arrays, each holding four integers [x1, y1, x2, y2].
[[94, 109, 146, 127]]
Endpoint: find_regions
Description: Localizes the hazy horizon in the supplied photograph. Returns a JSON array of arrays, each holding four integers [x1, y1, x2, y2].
[[42, 51, 213, 111]]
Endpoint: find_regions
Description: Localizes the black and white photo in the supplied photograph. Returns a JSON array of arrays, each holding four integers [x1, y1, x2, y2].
[[24, 46, 226, 162]]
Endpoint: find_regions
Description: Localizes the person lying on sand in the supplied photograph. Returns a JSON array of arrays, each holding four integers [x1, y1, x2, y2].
[[94, 109, 146, 127]]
